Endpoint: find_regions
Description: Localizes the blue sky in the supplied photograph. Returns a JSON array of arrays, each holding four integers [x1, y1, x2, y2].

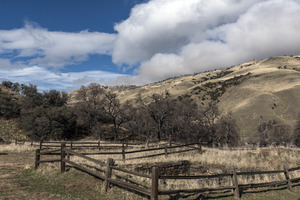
[[1, 0, 300, 91], [0, 0, 141, 90]]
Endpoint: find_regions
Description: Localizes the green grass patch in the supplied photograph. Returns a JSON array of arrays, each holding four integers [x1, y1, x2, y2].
[[18, 168, 147, 200]]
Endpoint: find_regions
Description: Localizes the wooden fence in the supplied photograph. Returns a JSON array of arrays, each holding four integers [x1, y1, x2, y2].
[[34, 141, 200, 165], [34, 142, 300, 199], [36, 142, 197, 200], [157, 166, 300, 198], [17, 140, 132, 150], [14, 139, 176, 150]]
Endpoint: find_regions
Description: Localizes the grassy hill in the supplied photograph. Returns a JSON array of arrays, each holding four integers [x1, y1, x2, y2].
[[71, 55, 300, 141], [0, 85, 29, 141], [0, 118, 27, 141]]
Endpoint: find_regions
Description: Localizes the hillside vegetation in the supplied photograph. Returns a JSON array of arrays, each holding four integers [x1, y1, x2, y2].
[[91, 55, 300, 141], [1, 55, 300, 145]]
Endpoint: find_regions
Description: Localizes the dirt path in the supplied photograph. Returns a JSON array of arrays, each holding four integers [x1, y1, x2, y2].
[[0, 151, 56, 200]]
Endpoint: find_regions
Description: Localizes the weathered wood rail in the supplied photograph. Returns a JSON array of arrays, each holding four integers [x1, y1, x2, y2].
[[34, 142, 200, 167], [34, 142, 300, 199], [34, 140, 199, 162], [33, 140, 133, 150], [157, 165, 298, 198], [15, 139, 176, 151]]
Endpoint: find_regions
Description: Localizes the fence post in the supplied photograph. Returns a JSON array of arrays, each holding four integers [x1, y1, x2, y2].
[[151, 167, 159, 200], [98, 140, 100, 150], [164, 144, 168, 157], [168, 137, 172, 147], [39, 139, 43, 150], [284, 165, 292, 191], [35, 149, 40, 170], [31, 140, 33, 146], [104, 158, 114, 192], [61, 142, 66, 173], [122, 142, 126, 162], [232, 168, 240, 199], [70, 141, 73, 150]]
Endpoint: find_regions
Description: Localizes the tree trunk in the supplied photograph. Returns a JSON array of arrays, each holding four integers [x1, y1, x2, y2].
[[113, 120, 118, 141]]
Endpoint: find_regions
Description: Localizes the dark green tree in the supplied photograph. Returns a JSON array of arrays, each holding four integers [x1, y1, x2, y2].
[[20, 88, 77, 140], [1, 81, 21, 93], [73, 84, 106, 139], [26, 106, 77, 140]]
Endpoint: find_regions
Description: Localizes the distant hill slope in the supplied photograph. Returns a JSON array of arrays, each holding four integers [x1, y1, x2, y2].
[[0, 118, 27, 141], [0, 86, 28, 141], [69, 55, 300, 141]]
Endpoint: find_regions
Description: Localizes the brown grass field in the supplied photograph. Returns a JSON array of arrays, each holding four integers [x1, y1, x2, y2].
[[2, 143, 300, 199]]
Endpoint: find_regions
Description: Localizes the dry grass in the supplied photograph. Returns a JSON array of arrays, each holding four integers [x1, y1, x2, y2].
[[6, 142, 300, 193], [71, 145, 300, 191], [30, 143, 300, 171], [0, 143, 35, 153], [197, 146, 300, 171]]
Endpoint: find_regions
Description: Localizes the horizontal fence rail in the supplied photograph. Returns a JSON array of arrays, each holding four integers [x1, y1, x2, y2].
[[14, 139, 176, 148], [34, 140, 200, 162]]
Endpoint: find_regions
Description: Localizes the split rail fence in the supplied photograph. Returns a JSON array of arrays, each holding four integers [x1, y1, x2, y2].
[[34, 142, 300, 199], [17, 139, 134, 150], [15, 139, 177, 150], [34, 141, 200, 166]]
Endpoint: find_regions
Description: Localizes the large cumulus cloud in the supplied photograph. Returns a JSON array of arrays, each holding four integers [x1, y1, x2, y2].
[[1, 0, 300, 89], [112, 0, 300, 84]]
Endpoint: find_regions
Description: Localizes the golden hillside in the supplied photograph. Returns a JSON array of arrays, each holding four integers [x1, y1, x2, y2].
[[69, 55, 300, 141]]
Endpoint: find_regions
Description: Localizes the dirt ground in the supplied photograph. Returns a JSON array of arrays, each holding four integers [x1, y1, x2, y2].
[[0, 151, 60, 200]]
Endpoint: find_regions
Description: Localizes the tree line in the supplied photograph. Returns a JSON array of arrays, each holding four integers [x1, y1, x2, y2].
[[1, 80, 300, 147]]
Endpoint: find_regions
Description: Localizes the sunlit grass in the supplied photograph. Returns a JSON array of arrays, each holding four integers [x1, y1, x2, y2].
[[6, 142, 300, 192], [0, 143, 35, 153]]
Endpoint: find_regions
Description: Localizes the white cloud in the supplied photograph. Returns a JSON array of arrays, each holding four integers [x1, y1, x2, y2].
[[2, 0, 300, 90], [0, 66, 126, 91], [111, 0, 300, 84], [113, 0, 261, 65], [0, 58, 25, 69], [0, 22, 116, 68]]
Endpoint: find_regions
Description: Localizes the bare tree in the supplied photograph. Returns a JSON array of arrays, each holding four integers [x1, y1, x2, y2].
[[199, 103, 220, 146], [272, 122, 291, 146], [255, 120, 291, 146], [216, 112, 240, 147], [293, 115, 300, 147], [125, 105, 155, 140], [165, 98, 202, 143], [102, 91, 133, 141], [74, 84, 133, 141], [127, 93, 204, 143], [146, 93, 175, 140]]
